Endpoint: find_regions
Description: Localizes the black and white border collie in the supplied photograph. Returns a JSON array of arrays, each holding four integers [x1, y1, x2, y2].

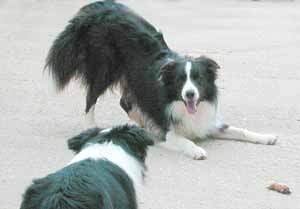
[[20, 125, 153, 209], [46, 0, 277, 160]]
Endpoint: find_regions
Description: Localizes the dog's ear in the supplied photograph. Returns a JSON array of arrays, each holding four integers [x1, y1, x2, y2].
[[67, 128, 101, 153], [134, 127, 154, 147], [195, 56, 220, 81], [126, 125, 154, 161], [158, 60, 176, 83]]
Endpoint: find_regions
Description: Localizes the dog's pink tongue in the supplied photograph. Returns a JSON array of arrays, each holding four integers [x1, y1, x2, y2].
[[186, 100, 197, 114]]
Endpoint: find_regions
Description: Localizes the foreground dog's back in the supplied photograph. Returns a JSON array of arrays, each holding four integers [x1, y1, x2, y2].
[[20, 125, 153, 209]]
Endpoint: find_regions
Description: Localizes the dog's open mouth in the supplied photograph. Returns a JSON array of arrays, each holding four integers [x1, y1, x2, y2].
[[185, 100, 197, 114]]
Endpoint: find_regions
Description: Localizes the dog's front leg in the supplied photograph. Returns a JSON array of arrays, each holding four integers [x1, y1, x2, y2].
[[211, 122, 278, 145], [158, 131, 207, 160]]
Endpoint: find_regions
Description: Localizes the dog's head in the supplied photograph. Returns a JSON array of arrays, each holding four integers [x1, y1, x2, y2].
[[68, 125, 154, 163], [159, 56, 219, 114], [103, 125, 154, 163]]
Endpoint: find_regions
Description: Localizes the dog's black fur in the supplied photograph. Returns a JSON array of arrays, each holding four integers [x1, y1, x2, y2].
[[68, 125, 153, 162], [20, 125, 153, 209], [46, 0, 218, 138]]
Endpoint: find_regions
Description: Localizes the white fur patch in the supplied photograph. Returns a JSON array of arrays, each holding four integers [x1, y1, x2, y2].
[[68, 142, 144, 189], [100, 128, 112, 133], [168, 101, 217, 139], [181, 62, 199, 101]]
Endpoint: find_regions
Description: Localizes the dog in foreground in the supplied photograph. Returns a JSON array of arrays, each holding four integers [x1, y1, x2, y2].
[[20, 125, 153, 209], [46, 0, 277, 160]]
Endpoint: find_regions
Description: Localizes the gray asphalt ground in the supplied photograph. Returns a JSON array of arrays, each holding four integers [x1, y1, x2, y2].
[[1, 0, 300, 208]]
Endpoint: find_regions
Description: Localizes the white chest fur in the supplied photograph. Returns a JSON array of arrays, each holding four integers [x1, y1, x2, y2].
[[168, 101, 217, 139]]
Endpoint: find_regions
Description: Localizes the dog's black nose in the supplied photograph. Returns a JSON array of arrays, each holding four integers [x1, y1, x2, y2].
[[186, 90, 195, 99]]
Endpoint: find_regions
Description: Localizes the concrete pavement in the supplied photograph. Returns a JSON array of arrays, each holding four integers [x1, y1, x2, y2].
[[1, 0, 300, 208]]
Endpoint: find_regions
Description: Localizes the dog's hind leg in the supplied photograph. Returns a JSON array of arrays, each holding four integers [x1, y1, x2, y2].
[[84, 73, 114, 129], [85, 105, 96, 129], [211, 121, 278, 145], [84, 87, 98, 129]]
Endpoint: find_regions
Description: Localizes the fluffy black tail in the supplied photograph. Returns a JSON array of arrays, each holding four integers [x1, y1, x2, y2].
[[45, 0, 119, 93], [45, 0, 124, 113], [45, 16, 90, 91]]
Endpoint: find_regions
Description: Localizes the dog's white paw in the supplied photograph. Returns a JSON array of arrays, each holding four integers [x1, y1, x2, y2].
[[258, 134, 278, 145], [185, 146, 207, 160], [265, 134, 278, 145]]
